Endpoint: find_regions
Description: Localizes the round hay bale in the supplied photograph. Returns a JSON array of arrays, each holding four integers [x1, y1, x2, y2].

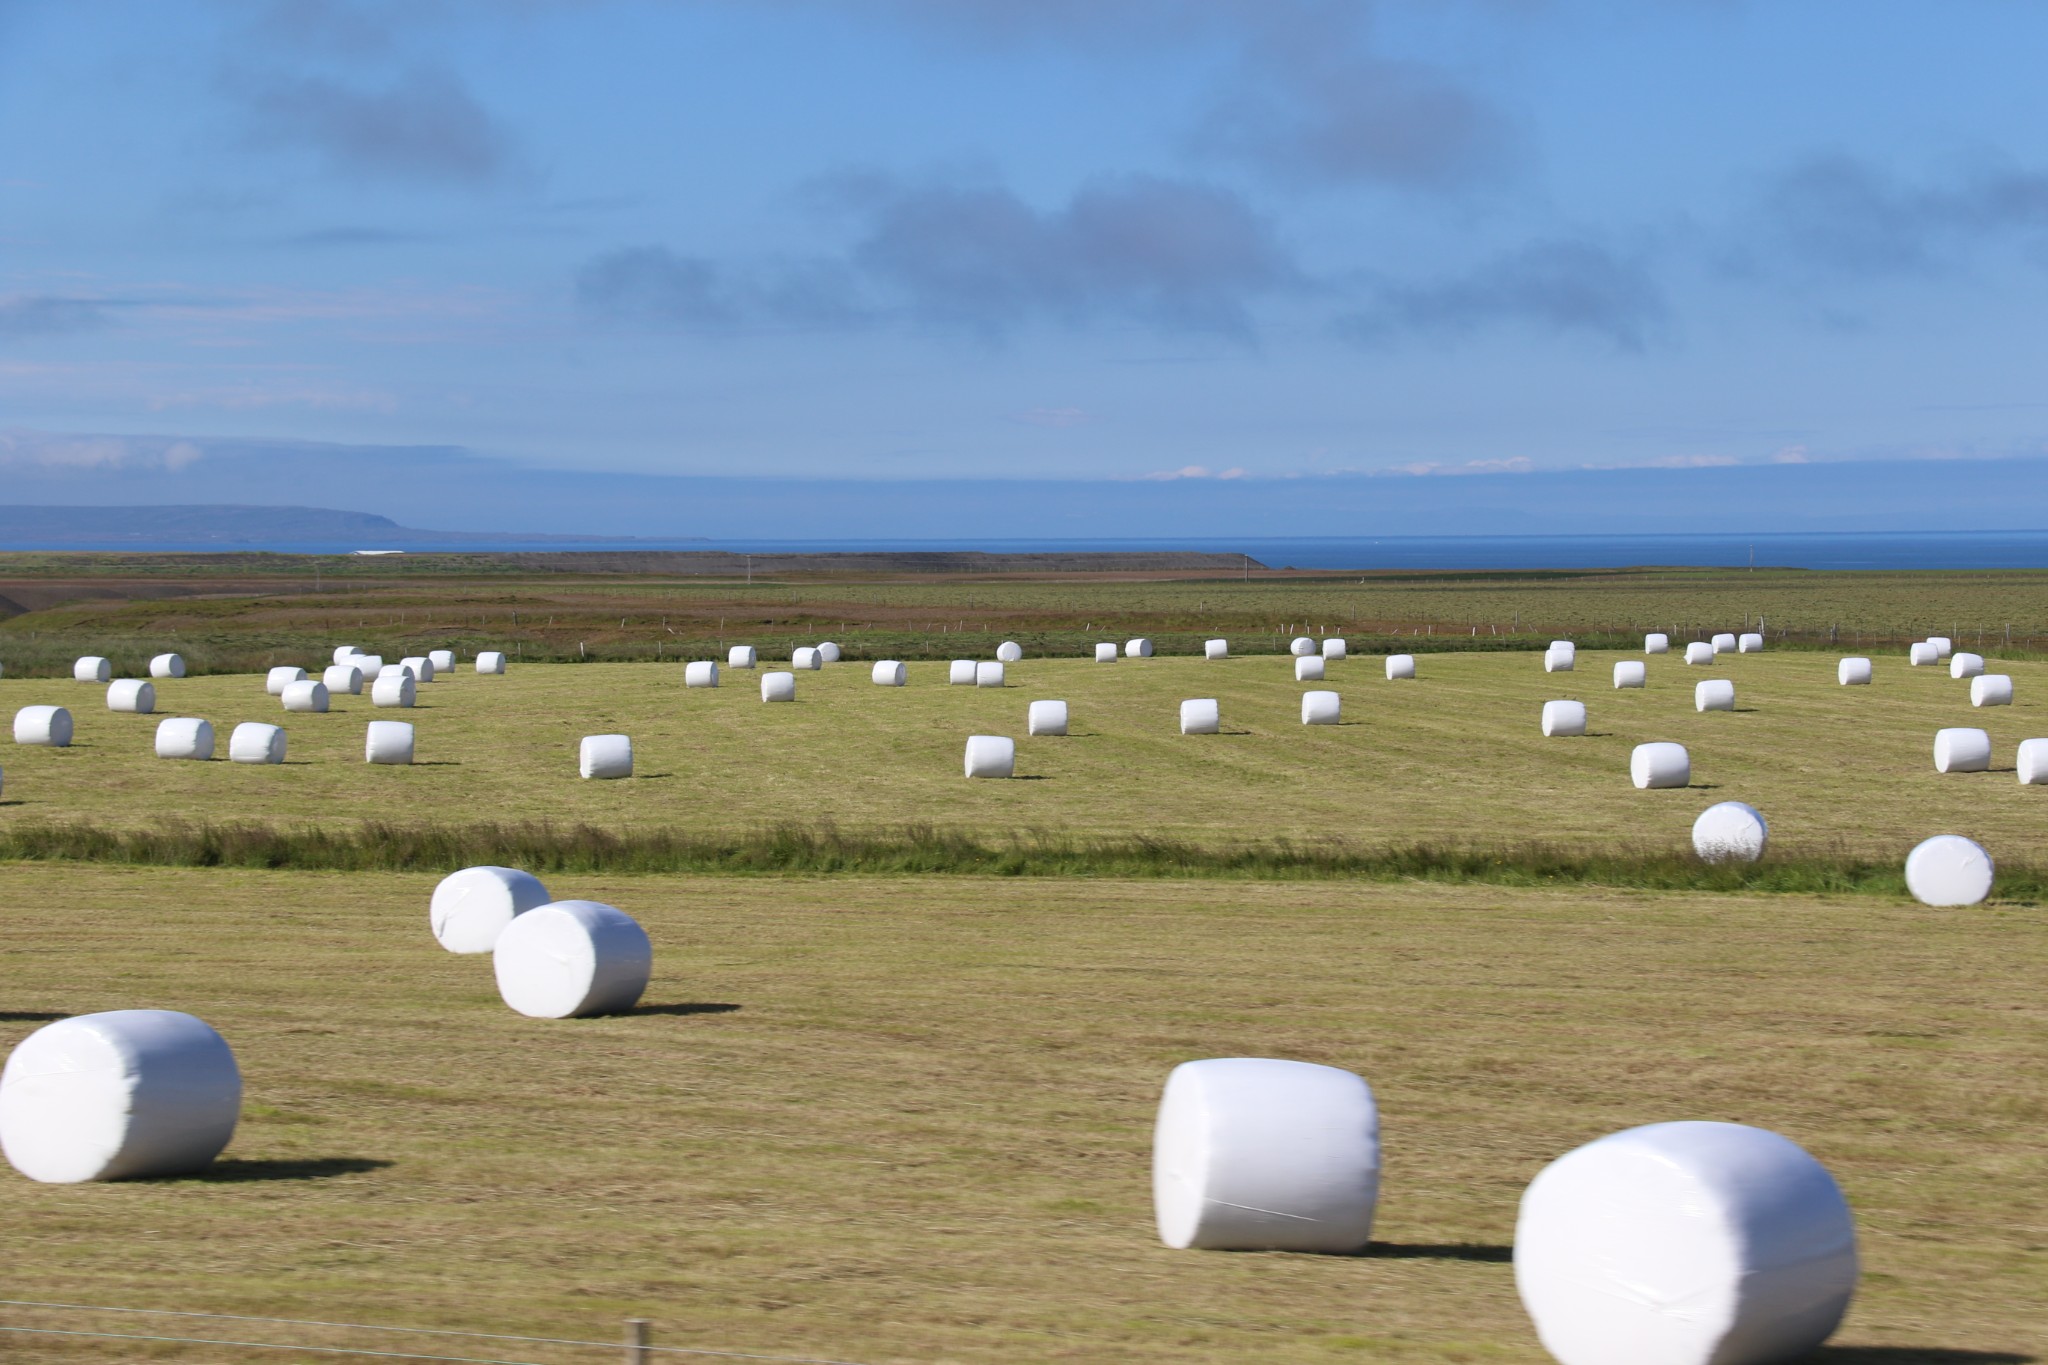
[[1612, 661, 1646, 689], [948, 659, 977, 685], [399, 656, 435, 683], [1904, 834, 1993, 906], [1094, 643, 1118, 663], [1908, 642, 1938, 666], [964, 734, 1015, 778], [475, 651, 507, 674], [1514, 1120, 1855, 1365], [1631, 742, 1690, 789], [1543, 645, 1574, 673], [1837, 657, 1872, 685], [73, 656, 111, 684], [0, 1010, 241, 1184], [1644, 633, 1670, 654], [1321, 638, 1347, 660], [1695, 679, 1736, 712], [1204, 638, 1228, 660], [1710, 632, 1737, 653], [428, 649, 456, 675], [792, 647, 822, 671], [975, 661, 1006, 688], [1684, 642, 1714, 665], [1294, 655, 1326, 682], [1949, 652, 1985, 680], [1693, 801, 1768, 862], [1386, 654, 1417, 680], [727, 645, 757, 669], [107, 679, 155, 714], [1738, 632, 1763, 653], [1126, 638, 1154, 658], [149, 653, 186, 679], [1971, 674, 2013, 707], [1301, 690, 1340, 725], [370, 672, 416, 708], [229, 722, 286, 765], [365, 720, 415, 765], [2018, 738, 2048, 785], [354, 654, 385, 677], [430, 865, 549, 953], [332, 645, 360, 664], [281, 680, 329, 714], [154, 718, 214, 761], [818, 642, 842, 663], [265, 666, 306, 696], [1289, 637, 1316, 657], [871, 660, 907, 686], [1541, 700, 1587, 737], [684, 660, 719, 687], [579, 734, 632, 779], [1933, 727, 1991, 773], [1180, 698, 1220, 735], [13, 706, 72, 747], [323, 663, 364, 695], [1153, 1058, 1379, 1252], [1027, 700, 1067, 736], [996, 641, 1022, 663], [493, 901, 651, 1019], [760, 671, 796, 702], [1928, 636, 1954, 659]]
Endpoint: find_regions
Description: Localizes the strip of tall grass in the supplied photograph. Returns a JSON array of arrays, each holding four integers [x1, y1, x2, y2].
[[2, 819, 2033, 898]]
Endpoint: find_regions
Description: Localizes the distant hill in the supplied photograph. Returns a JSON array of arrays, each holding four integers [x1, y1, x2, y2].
[[0, 505, 685, 552]]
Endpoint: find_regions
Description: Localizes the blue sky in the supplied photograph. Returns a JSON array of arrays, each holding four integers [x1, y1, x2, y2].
[[4, 1, 2048, 530]]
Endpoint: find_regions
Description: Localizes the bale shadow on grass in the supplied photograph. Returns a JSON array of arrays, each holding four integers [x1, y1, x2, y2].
[[171, 1156, 393, 1183], [1810, 1349, 2035, 1363], [0, 1010, 68, 1022], [1358, 1241, 1513, 1263], [627, 1002, 742, 1017]]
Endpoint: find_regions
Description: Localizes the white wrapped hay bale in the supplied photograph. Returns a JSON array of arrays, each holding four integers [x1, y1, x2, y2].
[[1180, 698, 1220, 735], [1949, 652, 1985, 680], [1929, 636, 1954, 659], [760, 671, 796, 702], [684, 660, 719, 688], [400, 655, 435, 683], [1905, 834, 1994, 906], [948, 659, 977, 685], [1695, 679, 1736, 712], [1645, 633, 1670, 654], [428, 649, 456, 675], [13, 705, 72, 747], [1908, 642, 1938, 667], [1514, 1120, 1856, 1365], [379, 663, 414, 683], [370, 672, 416, 708], [1289, 637, 1316, 657], [2018, 738, 2048, 785], [475, 651, 507, 675], [1544, 645, 1574, 673], [1738, 632, 1763, 653], [228, 722, 286, 765], [1295, 655, 1326, 682], [1204, 638, 1228, 660], [493, 901, 651, 1019], [579, 733, 633, 778], [1684, 642, 1714, 665], [996, 641, 1022, 663], [1027, 700, 1067, 736], [1971, 674, 2013, 707], [1631, 742, 1690, 789], [1153, 1058, 1379, 1253], [1094, 642, 1118, 663], [354, 654, 385, 677], [1126, 638, 1154, 658], [280, 680, 328, 714], [728, 645, 757, 669], [871, 660, 906, 686], [107, 679, 155, 714], [976, 661, 1005, 688], [265, 666, 306, 696], [429, 865, 549, 954], [1541, 700, 1587, 737], [1693, 801, 1768, 863], [1711, 632, 1737, 653], [1613, 661, 1646, 689], [792, 647, 822, 671], [332, 645, 360, 664], [1386, 654, 1416, 680], [148, 653, 186, 679], [154, 717, 213, 761], [1838, 657, 1872, 686], [365, 720, 414, 765], [323, 663, 363, 695], [73, 656, 111, 683], [1301, 690, 1340, 725], [964, 734, 1015, 778], [1321, 638, 1347, 660], [1933, 727, 1990, 774], [0, 1010, 242, 1184], [818, 641, 842, 663]]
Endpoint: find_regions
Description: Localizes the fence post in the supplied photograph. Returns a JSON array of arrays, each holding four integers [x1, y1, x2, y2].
[[625, 1317, 651, 1365]]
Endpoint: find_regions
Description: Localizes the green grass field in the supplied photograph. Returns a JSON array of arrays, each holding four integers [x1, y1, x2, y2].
[[0, 864, 2038, 1363]]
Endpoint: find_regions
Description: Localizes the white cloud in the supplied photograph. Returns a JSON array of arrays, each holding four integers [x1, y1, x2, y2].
[[0, 430, 207, 472]]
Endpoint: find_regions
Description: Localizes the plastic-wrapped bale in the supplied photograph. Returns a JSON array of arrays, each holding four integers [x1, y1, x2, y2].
[[430, 865, 549, 953], [1094, 643, 1118, 663], [1541, 700, 1587, 737], [1971, 674, 2013, 707], [154, 718, 213, 761], [475, 651, 507, 675], [281, 680, 329, 714], [872, 660, 906, 686], [818, 642, 842, 663], [332, 645, 361, 664], [107, 680, 155, 714], [149, 653, 186, 679], [0, 1010, 242, 1184], [996, 641, 1022, 663], [1544, 644, 1574, 673], [1908, 642, 1938, 666], [1321, 638, 1347, 660], [1684, 642, 1714, 665], [1153, 1058, 1379, 1252], [1613, 661, 1646, 689], [400, 656, 435, 683], [964, 734, 1015, 778], [1301, 690, 1340, 725], [1295, 655, 1326, 682], [579, 734, 632, 779], [371, 672, 416, 708], [1180, 698, 1220, 735], [1289, 637, 1316, 657], [948, 659, 976, 685], [684, 661, 719, 688], [1693, 801, 1768, 863], [354, 654, 385, 677], [1933, 727, 1990, 773], [1695, 679, 1736, 712], [976, 661, 1005, 688], [229, 722, 286, 765], [2018, 738, 2048, 785], [365, 720, 415, 765], [1929, 636, 1954, 659], [1126, 638, 1154, 658], [761, 671, 796, 702], [1027, 700, 1067, 736], [73, 656, 111, 684], [1905, 834, 1993, 906], [323, 663, 364, 695], [1950, 652, 1985, 680], [265, 666, 306, 696], [1739, 632, 1763, 653], [1644, 633, 1670, 654], [428, 649, 456, 675], [493, 901, 651, 1018], [1838, 657, 1872, 686], [1710, 632, 1737, 653], [1631, 742, 1690, 789], [792, 647, 822, 671], [1386, 654, 1416, 680], [727, 645, 757, 669], [1515, 1120, 1856, 1365], [13, 706, 72, 747], [1204, 638, 1228, 660]]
